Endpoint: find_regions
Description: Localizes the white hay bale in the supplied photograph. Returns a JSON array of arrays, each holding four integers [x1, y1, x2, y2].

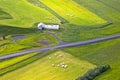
[[61, 64, 65, 68], [64, 65, 68, 68], [52, 64, 55, 67], [57, 64, 60, 67]]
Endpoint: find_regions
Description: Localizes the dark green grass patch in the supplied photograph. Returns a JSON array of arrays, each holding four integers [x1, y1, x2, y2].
[[57, 23, 113, 42], [98, 0, 120, 12], [63, 38, 120, 80], [74, 0, 120, 35], [0, 25, 37, 36]]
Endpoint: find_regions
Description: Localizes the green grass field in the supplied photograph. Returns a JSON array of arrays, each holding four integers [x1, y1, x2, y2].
[[57, 0, 120, 42], [41, 0, 106, 26], [0, 0, 120, 80], [63, 38, 120, 80], [0, 0, 60, 27], [0, 51, 96, 80], [74, 0, 120, 34]]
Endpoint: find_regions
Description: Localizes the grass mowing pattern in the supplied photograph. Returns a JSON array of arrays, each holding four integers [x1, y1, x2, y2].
[[0, 51, 96, 80], [58, 23, 113, 42], [0, 52, 38, 70], [0, 50, 53, 76], [41, 0, 106, 26], [27, 0, 68, 23], [0, 0, 60, 27], [74, 0, 120, 34], [98, 0, 120, 12]]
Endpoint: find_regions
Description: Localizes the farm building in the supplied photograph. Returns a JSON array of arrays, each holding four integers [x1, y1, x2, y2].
[[38, 23, 59, 30]]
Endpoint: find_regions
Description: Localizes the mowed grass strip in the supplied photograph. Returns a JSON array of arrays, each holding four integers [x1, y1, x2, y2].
[[0, 51, 96, 80], [98, 0, 120, 12], [74, 0, 120, 34], [27, 0, 68, 23], [41, 0, 106, 26], [0, 0, 60, 27], [0, 52, 38, 69]]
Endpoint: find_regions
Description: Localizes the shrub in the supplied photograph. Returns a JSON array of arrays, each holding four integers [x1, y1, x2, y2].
[[75, 65, 110, 80]]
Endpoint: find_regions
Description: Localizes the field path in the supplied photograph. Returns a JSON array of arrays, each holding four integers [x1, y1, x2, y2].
[[0, 34, 120, 60]]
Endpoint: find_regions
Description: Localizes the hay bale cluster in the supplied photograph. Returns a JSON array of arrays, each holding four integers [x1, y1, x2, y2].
[[48, 53, 69, 69]]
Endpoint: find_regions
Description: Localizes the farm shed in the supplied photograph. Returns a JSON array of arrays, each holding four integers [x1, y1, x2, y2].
[[38, 23, 59, 30]]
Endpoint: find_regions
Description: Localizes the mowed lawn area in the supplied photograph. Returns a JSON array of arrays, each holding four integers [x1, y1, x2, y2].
[[41, 0, 106, 26], [74, 0, 120, 34], [0, 51, 96, 80], [0, 0, 60, 27], [0, 52, 37, 69]]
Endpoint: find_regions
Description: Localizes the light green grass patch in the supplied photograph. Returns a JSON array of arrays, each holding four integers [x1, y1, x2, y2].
[[0, 51, 96, 80], [0, 52, 38, 69], [0, 0, 60, 27], [41, 0, 106, 26]]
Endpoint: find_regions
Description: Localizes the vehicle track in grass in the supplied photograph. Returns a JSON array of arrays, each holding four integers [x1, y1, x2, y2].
[[0, 33, 120, 60]]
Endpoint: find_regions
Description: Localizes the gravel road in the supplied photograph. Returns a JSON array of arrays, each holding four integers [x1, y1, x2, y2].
[[0, 34, 120, 60]]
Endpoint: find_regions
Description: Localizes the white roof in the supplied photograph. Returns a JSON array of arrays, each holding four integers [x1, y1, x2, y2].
[[44, 25, 59, 30], [37, 22, 59, 30], [38, 23, 45, 27]]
